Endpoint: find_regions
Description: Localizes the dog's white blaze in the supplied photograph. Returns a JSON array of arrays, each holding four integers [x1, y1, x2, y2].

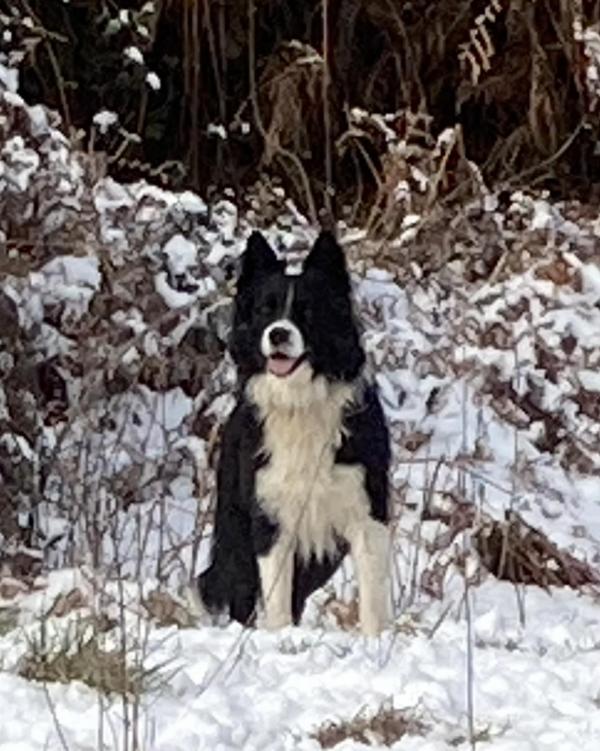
[[283, 280, 295, 317], [247, 364, 390, 634]]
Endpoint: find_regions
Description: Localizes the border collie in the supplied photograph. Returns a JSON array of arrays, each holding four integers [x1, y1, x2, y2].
[[198, 230, 391, 635]]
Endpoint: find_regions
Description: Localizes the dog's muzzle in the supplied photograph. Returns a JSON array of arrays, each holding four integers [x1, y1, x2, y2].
[[261, 320, 306, 377]]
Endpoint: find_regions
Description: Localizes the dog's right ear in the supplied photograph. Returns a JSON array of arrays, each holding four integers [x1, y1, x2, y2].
[[304, 230, 350, 291], [237, 232, 280, 290]]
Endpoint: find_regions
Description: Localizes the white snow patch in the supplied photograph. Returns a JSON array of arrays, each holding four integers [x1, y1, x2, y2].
[[578, 369, 600, 392], [124, 46, 144, 65], [175, 191, 206, 214], [207, 123, 227, 140], [163, 234, 198, 276], [93, 109, 118, 134], [1, 579, 600, 750], [0, 64, 18, 93], [1, 136, 40, 192], [146, 71, 161, 91]]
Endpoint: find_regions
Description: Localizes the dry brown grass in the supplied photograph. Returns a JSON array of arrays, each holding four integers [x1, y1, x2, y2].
[[312, 702, 428, 749], [448, 725, 494, 747], [18, 634, 146, 697], [475, 511, 600, 590], [142, 589, 198, 629], [423, 494, 600, 594], [0, 607, 19, 637]]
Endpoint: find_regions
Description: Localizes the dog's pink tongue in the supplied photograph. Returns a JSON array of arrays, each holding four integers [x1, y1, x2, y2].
[[267, 357, 297, 377]]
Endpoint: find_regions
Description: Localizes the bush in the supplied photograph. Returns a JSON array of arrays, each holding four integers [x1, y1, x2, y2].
[[1, 0, 598, 221]]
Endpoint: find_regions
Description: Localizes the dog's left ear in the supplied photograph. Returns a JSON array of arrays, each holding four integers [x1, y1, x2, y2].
[[304, 231, 349, 289]]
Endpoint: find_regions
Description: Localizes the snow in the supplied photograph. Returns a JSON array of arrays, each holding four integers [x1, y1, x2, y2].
[[207, 123, 228, 140], [154, 271, 216, 309], [581, 262, 600, 299], [578, 369, 600, 392], [175, 191, 206, 214], [0, 578, 600, 749], [531, 199, 555, 231], [124, 46, 144, 65], [14, 255, 101, 325], [0, 63, 18, 94], [1, 136, 40, 192], [3, 68, 600, 751], [93, 109, 118, 134], [146, 72, 161, 91], [26, 105, 49, 137], [162, 234, 198, 276]]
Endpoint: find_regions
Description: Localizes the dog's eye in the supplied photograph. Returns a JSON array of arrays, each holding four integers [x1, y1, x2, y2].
[[294, 303, 312, 324], [259, 295, 278, 316]]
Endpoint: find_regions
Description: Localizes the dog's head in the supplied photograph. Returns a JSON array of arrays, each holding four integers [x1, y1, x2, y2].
[[230, 231, 365, 383]]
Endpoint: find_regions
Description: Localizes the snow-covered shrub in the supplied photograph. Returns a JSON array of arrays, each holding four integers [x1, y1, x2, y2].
[[0, 65, 322, 586]]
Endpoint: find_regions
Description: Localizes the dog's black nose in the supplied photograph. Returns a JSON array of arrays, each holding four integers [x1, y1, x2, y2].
[[269, 326, 290, 347]]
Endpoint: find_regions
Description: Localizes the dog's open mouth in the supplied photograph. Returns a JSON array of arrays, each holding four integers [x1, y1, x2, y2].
[[267, 353, 307, 377]]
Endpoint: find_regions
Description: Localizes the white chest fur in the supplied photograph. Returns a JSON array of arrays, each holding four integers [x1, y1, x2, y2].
[[247, 365, 370, 560]]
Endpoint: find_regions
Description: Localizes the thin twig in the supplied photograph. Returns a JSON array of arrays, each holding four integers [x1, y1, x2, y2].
[[42, 679, 71, 751], [19, 0, 71, 131], [463, 547, 476, 751], [501, 121, 584, 189], [322, 0, 333, 220]]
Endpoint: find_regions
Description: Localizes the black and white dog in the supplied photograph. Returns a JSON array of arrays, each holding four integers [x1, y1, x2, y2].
[[198, 230, 391, 635]]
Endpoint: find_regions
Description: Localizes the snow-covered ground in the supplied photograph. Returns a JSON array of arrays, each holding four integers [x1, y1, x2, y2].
[[1, 571, 600, 750], [2, 58, 600, 750]]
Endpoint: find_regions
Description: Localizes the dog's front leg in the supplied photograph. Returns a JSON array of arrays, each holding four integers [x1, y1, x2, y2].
[[258, 533, 294, 629], [347, 519, 391, 636]]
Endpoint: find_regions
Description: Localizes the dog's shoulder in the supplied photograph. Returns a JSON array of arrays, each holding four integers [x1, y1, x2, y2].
[[337, 380, 391, 469], [334, 380, 390, 524], [224, 393, 260, 436], [220, 392, 265, 476]]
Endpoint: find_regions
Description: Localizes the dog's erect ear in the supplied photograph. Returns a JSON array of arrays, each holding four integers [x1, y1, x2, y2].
[[304, 231, 349, 289], [238, 231, 281, 289]]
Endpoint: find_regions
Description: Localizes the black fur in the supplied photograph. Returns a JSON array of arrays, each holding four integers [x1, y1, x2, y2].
[[198, 231, 390, 626]]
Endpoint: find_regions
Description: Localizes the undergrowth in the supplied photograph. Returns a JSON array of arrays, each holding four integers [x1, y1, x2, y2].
[[1, 0, 598, 219], [312, 702, 428, 748], [17, 618, 150, 697]]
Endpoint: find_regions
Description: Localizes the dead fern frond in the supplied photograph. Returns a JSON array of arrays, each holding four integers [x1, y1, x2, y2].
[[258, 41, 324, 164], [459, 0, 505, 86]]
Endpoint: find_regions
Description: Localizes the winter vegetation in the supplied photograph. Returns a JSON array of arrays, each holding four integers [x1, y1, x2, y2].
[[1, 1, 600, 749]]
